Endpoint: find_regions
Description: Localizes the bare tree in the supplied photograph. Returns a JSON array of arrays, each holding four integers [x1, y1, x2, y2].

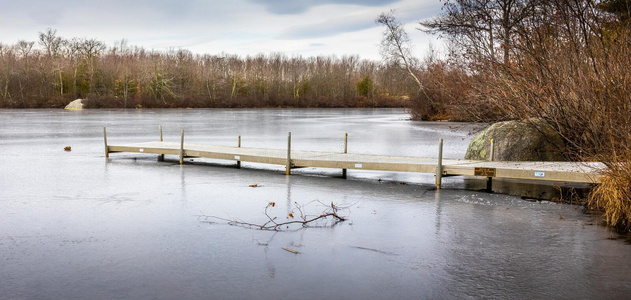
[[16, 40, 35, 67], [599, 0, 631, 24], [63, 38, 82, 97], [0, 43, 15, 102], [39, 28, 65, 96], [39, 28, 63, 58], [420, 0, 536, 67], [376, 10, 423, 92], [78, 38, 106, 94]]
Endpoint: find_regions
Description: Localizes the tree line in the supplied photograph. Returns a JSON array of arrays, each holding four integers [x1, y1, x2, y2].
[[0, 29, 417, 109]]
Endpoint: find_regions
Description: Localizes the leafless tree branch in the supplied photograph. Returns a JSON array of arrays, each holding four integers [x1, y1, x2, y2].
[[199, 201, 350, 231]]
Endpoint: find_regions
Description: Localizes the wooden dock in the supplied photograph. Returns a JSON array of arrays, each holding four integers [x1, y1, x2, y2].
[[103, 128, 604, 188]]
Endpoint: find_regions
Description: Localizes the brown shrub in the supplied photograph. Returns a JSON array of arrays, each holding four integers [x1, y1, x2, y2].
[[478, 13, 631, 229], [408, 59, 502, 122]]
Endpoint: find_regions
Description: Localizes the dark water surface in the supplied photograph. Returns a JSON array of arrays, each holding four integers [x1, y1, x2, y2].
[[0, 109, 629, 299]]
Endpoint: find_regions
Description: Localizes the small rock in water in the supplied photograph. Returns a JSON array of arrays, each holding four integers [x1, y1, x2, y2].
[[64, 146, 71, 151]]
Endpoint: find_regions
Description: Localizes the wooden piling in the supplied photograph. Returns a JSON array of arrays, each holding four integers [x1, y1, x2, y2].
[[237, 135, 241, 168], [487, 139, 494, 192], [103, 127, 109, 158], [486, 176, 493, 192], [158, 126, 165, 162], [436, 138, 443, 189], [286, 132, 292, 175], [179, 130, 184, 165], [342, 133, 348, 179]]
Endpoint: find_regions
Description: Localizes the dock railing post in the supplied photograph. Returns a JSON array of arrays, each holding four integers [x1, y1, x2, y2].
[[103, 127, 109, 158], [158, 126, 165, 162], [179, 129, 185, 165], [489, 139, 495, 161], [286, 132, 292, 175], [436, 138, 443, 189], [487, 139, 494, 192], [237, 135, 241, 168], [342, 133, 348, 179]]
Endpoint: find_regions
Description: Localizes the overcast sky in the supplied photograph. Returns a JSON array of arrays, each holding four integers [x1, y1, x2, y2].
[[0, 0, 442, 60]]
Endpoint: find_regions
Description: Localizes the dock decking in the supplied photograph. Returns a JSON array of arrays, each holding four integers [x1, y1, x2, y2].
[[104, 128, 604, 188]]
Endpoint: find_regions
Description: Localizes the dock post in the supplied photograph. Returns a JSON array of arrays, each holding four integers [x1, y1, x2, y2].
[[436, 138, 443, 189], [342, 133, 348, 179], [103, 127, 109, 158], [487, 139, 494, 192], [286, 132, 292, 175], [179, 130, 185, 165], [158, 126, 164, 162], [237, 135, 241, 169]]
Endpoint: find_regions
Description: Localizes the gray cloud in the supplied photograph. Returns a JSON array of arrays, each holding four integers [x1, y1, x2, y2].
[[275, 1, 441, 40], [279, 15, 373, 39], [248, 0, 400, 14], [0, 0, 64, 28], [30, 5, 64, 26]]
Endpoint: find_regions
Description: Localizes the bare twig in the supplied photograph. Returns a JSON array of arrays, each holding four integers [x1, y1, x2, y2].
[[199, 201, 350, 231], [282, 247, 300, 254]]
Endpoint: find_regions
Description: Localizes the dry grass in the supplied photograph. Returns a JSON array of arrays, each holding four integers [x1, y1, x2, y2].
[[589, 159, 631, 231]]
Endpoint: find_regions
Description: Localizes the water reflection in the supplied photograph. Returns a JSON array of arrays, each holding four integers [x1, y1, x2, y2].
[[285, 175, 292, 214], [434, 190, 443, 234], [180, 163, 187, 203]]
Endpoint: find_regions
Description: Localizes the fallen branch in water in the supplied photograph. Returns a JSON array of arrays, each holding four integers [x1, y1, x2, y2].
[[199, 201, 349, 231]]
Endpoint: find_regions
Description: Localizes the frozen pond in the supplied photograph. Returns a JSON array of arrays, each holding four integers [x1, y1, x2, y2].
[[1, 108, 629, 299]]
